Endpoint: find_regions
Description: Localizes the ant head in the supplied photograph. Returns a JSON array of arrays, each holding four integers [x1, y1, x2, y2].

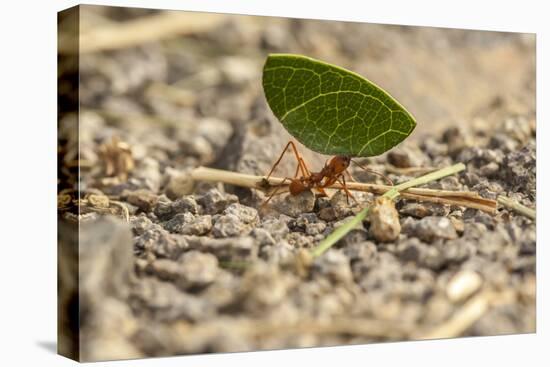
[[334, 155, 351, 168]]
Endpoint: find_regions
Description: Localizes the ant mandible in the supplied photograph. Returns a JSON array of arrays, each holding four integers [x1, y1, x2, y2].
[[262, 141, 392, 206]]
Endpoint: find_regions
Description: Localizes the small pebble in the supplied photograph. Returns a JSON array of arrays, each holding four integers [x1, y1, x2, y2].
[[251, 227, 276, 246], [397, 238, 446, 270], [330, 191, 354, 219], [449, 217, 465, 234], [172, 196, 200, 215], [286, 232, 314, 248], [130, 214, 156, 236], [223, 203, 259, 225], [180, 215, 212, 236], [387, 146, 428, 168], [240, 262, 296, 311], [198, 188, 238, 215], [480, 162, 499, 177], [153, 196, 174, 220], [164, 172, 195, 200], [125, 189, 159, 212], [339, 228, 369, 247], [178, 251, 220, 289], [305, 222, 327, 236], [311, 250, 353, 284], [163, 213, 194, 233], [318, 207, 337, 221], [134, 226, 188, 259], [260, 241, 295, 266], [442, 126, 471, 156], [130, 278, 215, 322], [414, 216, 458, 243], [186, 236, 258, 262], [293, 213, 319, 230], [275, 190, 315, 218], [260, 218, 290, 240], [369, 196, 401, 243], [212, 214, 248, 238]]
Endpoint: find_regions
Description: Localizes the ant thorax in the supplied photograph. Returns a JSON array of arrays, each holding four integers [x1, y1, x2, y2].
[[310, 171, 325, 183]]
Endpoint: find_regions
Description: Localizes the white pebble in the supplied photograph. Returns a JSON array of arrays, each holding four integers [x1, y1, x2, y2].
[[446, 270, 483, 303]]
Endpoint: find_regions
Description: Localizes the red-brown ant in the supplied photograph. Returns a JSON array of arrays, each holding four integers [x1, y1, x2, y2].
[[262, 141, 392, 206]]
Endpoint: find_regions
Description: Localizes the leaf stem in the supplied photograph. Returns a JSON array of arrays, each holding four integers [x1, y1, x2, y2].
[[310, 163, 465, 258]]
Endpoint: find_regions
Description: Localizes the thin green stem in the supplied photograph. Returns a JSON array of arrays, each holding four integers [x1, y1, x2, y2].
[[310, 163, 466, 258]]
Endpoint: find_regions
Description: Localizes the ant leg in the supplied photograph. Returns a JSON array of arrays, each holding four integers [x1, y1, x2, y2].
[[265, 141, 294, 180], [266, 141, 311, 180], [293, 161, 301, 178], [337, 175, 358, 205], [292, 151, 312, 180], [287, 141, 313, 178], [339, 175, 350, 205], [298, 157, 311, 178], [351, 160, 394, 186], [286, 141, 312, 179], [262, 177, 291, 207], [344, 168, 357, 182], [316, 187, 328, 197]]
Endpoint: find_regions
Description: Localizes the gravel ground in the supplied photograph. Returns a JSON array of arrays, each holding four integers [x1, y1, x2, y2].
[[58, 6, 535, 362]]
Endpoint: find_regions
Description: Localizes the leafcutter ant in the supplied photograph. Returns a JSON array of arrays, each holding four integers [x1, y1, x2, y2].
[[262, 141, 392, 206]]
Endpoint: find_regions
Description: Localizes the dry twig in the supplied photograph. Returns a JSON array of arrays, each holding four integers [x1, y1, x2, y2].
[[416, 292, 491, 340], [190, 166, 497, 213], [59, 11, 227, 54], [415, 290, 516, 340], [497, 195, 536, 220]]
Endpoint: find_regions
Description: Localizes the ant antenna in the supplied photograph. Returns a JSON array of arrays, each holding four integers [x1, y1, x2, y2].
[[351, 160, 394, 186]]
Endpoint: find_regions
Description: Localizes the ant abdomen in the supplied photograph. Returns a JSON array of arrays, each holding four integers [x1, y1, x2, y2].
[[289, 179, 307, 195]]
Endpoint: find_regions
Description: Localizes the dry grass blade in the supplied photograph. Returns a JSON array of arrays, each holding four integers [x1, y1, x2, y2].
[[340, 182, 496, 213], [396, 192, 496, 213], [497, 195, 536, 220], [174, 317, 412, 341], [110, 200, 130, 222], [59, 11, 227, 54], [251, 318, 413, 339], [415, 290, 516, 340], [190, 166, 497, 213], [415, 292, 491, 340]]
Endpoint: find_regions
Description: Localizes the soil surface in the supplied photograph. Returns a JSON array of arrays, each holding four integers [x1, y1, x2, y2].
[[58, 6, 535, 361]]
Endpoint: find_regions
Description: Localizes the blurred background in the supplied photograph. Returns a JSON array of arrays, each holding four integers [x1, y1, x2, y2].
[[59, 5, 535, 180]]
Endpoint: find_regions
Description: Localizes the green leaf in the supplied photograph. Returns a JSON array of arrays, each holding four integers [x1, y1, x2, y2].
[[262, 54, 416, 157]]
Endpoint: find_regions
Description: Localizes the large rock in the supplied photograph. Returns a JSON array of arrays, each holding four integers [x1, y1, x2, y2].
[[78, 217, 141, 362], [79, 217, 135, 301]]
